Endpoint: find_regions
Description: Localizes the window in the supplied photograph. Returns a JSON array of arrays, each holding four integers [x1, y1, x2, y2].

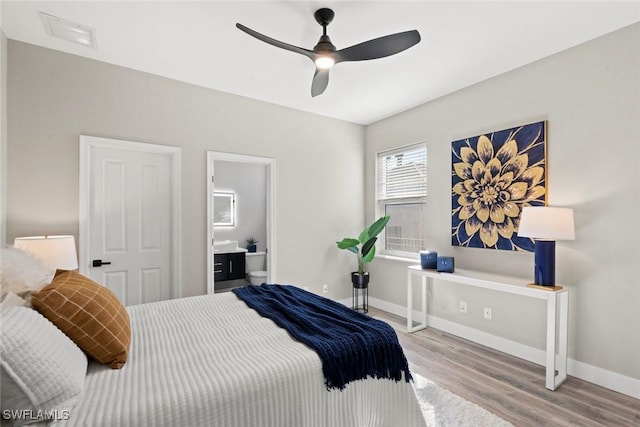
[[376, 143, 427, 256]]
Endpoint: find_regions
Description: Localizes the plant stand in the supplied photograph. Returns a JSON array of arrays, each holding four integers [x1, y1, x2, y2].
[[352, 283, 368, 313]]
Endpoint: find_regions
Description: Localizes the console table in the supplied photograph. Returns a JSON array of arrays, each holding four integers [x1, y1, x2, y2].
[[407, 265, 568, 390]]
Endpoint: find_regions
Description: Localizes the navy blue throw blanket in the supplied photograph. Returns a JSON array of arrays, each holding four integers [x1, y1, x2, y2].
[[232, 284, 412, 390]]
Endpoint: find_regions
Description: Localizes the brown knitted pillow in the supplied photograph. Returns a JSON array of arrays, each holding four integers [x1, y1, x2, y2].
[[31, 270, 131, 369]]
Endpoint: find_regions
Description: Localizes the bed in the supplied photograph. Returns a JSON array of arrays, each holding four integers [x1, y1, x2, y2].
[[1, 259, 426, 427], [71, 292, 424, 426]]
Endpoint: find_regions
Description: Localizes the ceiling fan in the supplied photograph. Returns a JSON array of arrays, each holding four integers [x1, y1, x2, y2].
[[236, 8, 421, 97]]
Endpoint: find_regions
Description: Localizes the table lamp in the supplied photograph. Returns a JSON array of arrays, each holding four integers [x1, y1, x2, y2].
[[14, 235, 79, 271], [517, 207, 575, 286]]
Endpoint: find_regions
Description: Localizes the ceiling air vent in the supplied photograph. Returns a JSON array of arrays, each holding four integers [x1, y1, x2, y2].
[[39, 12, 97, 49]]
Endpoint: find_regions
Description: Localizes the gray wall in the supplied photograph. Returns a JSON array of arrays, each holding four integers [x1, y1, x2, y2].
[[213, 160, 267, 251], [6, 40, 364, 300], [1, 31, 7, 245], [365, 24, 640, 380]]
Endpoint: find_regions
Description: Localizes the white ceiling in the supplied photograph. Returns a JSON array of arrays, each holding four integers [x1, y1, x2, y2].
[[2, 1, 639, 124]]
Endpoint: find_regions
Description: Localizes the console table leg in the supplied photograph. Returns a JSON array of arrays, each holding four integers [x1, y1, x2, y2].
[[546, 294, 558, 390], [407, 270, 413, 331], [407, 270, 427, 333], [556, 292, 569, 388], [421, 276, 428, 327]]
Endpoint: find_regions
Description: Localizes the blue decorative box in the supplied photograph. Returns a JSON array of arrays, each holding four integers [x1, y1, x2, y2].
[[420, 251, 438, 269], [437, 256, 455, 273]]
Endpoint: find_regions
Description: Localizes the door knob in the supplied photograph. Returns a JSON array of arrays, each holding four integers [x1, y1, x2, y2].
[[92, 259, 112, 267]]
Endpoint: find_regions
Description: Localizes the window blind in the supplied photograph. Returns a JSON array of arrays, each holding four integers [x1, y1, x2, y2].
[[377, 144, 427, 200]]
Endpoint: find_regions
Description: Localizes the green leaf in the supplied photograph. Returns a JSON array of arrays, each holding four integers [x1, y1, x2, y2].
[[362, 242, 377, 263], [361, 236, 377, 260], [337, 238, 359, 250], [358, 228, 369, 244], [346, 246, 358, 254], [367, 215, 390, 239]]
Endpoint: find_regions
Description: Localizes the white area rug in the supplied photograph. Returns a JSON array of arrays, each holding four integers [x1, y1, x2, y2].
[[413, 374, 514, 427]]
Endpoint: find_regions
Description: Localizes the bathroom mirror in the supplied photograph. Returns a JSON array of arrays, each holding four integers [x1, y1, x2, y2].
[[213, 192, 235, 227]]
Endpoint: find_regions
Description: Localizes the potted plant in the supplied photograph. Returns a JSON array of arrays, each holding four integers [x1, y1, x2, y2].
[[336, 215, 390, 288], [246, 237, 258, 253]]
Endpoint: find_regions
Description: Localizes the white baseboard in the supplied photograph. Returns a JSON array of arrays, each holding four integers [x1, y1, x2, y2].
[[339, 296, 640, 399]]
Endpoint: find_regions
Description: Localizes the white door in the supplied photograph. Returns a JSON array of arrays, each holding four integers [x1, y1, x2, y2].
[[80, 136, 180, 306]]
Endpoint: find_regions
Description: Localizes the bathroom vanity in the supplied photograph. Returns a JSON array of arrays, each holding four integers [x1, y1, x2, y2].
[[213, 241, 266, 285], [214, 252, 246, 282]]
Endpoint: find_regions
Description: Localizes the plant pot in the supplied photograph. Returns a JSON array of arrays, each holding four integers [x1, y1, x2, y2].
[[351, 272, 369, 289], [246, 244, 257, 253]]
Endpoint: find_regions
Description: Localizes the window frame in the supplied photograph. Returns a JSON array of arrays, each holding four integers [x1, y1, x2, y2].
[[375, 142, 427, 259]]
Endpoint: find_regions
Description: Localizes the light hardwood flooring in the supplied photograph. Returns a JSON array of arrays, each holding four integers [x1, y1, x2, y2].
[[370, 307, 640, 427], [213, 278, 250, 294]]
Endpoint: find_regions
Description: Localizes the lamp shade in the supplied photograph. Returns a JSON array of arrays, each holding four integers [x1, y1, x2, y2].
[[14, 235, 79, 270], [517, 207, 575, 241]]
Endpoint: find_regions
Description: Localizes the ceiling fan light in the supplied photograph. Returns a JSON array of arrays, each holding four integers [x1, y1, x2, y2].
[[315, 56, 335, 69]]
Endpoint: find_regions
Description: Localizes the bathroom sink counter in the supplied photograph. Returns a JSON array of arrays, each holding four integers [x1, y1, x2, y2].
[[214, 248, 248, 254]]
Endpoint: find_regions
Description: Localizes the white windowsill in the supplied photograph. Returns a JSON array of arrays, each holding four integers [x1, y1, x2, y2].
[[375, 254, 419, 263]]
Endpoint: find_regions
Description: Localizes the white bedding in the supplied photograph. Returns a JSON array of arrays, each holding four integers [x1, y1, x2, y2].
[[62, 292, 425, 427]]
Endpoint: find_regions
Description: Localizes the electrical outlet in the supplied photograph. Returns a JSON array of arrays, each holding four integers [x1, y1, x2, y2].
[[483, 307, 492, 320], [322, 284, 328, 294], [459, 300, 467, 314]]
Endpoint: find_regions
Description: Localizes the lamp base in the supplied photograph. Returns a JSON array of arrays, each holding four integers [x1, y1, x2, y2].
[[527, 283, 564, 291], [534, 240, 556, 286]]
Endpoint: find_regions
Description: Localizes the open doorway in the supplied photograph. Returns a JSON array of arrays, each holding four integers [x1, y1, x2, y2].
[[206, 151, 275, 294]]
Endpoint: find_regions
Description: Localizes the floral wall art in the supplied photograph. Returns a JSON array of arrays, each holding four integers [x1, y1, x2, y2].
[[451, 121, 547, 251]]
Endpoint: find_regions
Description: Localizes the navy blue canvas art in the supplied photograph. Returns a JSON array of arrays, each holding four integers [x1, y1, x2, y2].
[[451, 121, 547, 251]]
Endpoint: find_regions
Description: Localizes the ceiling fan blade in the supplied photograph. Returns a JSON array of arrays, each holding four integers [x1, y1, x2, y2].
[[311, 68, 330, 97], [236, 23, 316, 61], [335, 30, 421, 63]]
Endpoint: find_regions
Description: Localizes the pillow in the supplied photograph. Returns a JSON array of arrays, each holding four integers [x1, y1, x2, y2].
[[31, 270, 131, 369], [0, 306, 87, 425], [0, 247, 54, 304], [0, 291, 28, 312]]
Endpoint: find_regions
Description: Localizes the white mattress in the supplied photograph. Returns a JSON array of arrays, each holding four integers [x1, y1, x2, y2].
[[62, 293, 426, 427]]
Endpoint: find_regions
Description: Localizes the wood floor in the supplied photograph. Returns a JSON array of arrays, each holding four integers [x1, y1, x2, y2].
[[370, 307, 640, 427]]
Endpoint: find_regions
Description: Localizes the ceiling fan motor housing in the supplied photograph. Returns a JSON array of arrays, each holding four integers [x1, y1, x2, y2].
[[314, 35, 336, 54]]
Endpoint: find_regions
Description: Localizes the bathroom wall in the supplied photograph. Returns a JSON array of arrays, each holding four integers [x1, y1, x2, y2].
[[213, 160, 267, 251]]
